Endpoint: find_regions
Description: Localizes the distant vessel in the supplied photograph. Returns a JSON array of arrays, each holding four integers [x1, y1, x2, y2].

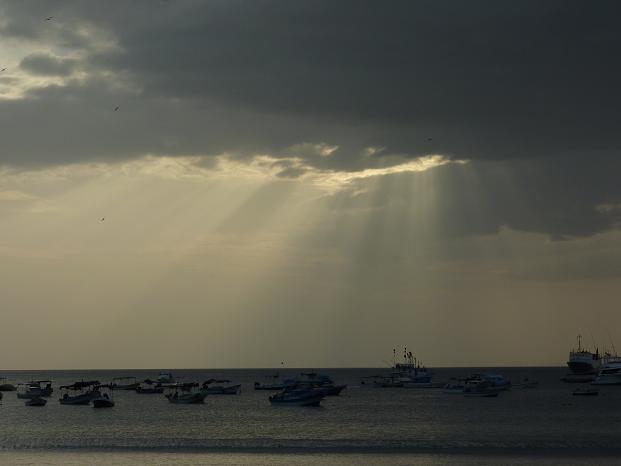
[[373, 348, 441, 388], [17, 380, 53, 399], [157, 372, 176, 387], [269, 387, 325, 406], [92, 385, 115, 408], [25, 397, 47, 406], [201, 379, 241, 395], [563, 335, 619, 382], [111, 376, 139, 390], [254, 373, 286, 391], [463, 381, 500, 397], [0, 378, 16, 391], [443, 379, 466, 394], [592, 361, 621, 385], [294, 372, 347, 396], [165, 383, 208, 404], [59, 381, 101, 405]]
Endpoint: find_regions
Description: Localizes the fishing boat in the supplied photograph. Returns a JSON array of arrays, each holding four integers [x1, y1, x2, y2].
[[374, 348, 439, 388], [111, 376, 140, 390], [269, 387, 325, 406], [254, 373, 286, 390], [562, 335, 619, 382], [165, 383, 208, 404], [201, 379, 241, 395], [93, 384, 115, 408], [59, 381, 101, 405], [573, 388, 599, 396], [25, 397, 47, 406], [0, 378, 16, 391]]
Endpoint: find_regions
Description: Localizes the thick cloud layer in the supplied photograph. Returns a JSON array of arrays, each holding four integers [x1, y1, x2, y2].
[[0, 0, 620, 237]]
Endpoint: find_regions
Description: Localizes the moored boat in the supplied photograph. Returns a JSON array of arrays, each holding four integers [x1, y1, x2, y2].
[[157, 372, 176, 387], [201, 379, 241, 395], [59, 381, 101, 405], [17, 380, 53, 399], [165, 383, 208, 404], [25, 396, 47, 406], [443, 379, 466, 394], [0, 378, 16, 391], [269, 387, 325, 406], [111, 376, 140, 390], [254, 373, 285, 390], [592, 361, 621, 385], [136, 380, 164, 394], [563, 335, 619, 382], [463, 381, 500, 397], [93, 384, 115, 408]]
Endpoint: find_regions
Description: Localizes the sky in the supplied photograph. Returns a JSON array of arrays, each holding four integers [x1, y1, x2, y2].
[[1, 0, 621, 369]]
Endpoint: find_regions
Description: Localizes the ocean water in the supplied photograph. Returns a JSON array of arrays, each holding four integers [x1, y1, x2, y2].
[[0, 367, 620, 465]]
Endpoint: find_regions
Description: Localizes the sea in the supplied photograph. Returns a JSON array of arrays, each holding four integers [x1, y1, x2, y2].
[[0, 367, 619, 465]]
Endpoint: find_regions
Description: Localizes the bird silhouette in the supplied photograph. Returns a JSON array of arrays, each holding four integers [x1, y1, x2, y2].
[[100, 217, 105, 222], [427, 137, 433, 141], [45, 16, 53, 21], [0, 68, 6, 72], [114, 106, 120, 111]]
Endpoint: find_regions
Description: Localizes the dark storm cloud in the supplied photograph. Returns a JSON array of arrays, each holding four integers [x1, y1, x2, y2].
[[0, 0, 620, 237]]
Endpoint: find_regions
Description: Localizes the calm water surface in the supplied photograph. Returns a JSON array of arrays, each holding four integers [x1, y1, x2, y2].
[[0, 367, 619, 464]]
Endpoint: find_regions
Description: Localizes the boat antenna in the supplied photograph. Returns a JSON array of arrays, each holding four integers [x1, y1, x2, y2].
[[589, 331, 597, 352], [607, 330, 618, 356], [577, 334, 582, 351]]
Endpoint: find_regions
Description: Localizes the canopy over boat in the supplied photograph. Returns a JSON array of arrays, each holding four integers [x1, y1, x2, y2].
[[60, 381, 100, 390]]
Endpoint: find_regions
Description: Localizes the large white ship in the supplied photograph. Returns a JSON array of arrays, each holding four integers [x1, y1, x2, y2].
[[565, 335, 618, 377]]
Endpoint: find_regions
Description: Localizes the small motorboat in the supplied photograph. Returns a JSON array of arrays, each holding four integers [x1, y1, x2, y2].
[[25, 397, 47, 407], [157, 372, 176, 387], [466, 373, 511, 391], [297, 372, 347, 396], [165, 383, 208, 404], [443, 379, 466, 394], [136, 380, 164, 394], [111, 376, 140, 390], [463, 381, 500, 397], [254, 373, 285, 390], [93, 385, 115, 408], [573, 388, 599, 396], [17, 380, 53, 399], [59, 381, 101, 405], [0, 378, 16, 391], [201, 379, 241, 395], [269, 387, 325, 406]]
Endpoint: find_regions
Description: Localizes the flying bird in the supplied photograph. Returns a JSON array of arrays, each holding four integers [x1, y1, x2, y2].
[[0, 68, 6, 72], [114, 106, 120, 111], [427, 137, 433, 142], [45, 16, 53, 21], [100, 217, 105, 222]]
